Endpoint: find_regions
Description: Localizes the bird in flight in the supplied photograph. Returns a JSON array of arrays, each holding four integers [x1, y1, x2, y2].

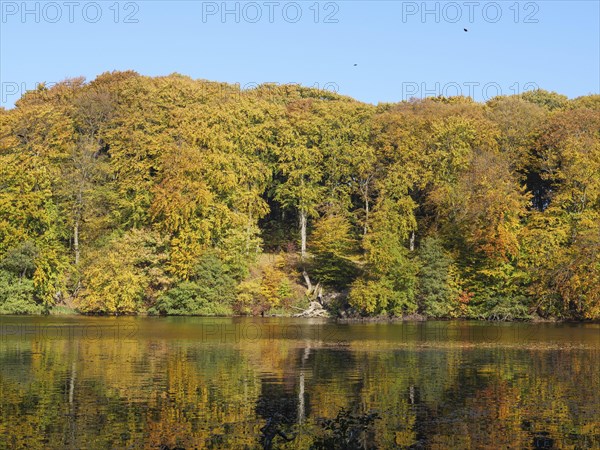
[[354, 63, 358, 66], [464, 28, 468, 32]]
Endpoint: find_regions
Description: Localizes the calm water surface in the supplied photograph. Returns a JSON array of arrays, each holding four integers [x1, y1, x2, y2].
[[0, 317, 598, 449]]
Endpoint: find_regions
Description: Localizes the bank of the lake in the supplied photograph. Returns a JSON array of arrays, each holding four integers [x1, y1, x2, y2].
[[3, 307, 599, 324], [4, 302, 597, 324]]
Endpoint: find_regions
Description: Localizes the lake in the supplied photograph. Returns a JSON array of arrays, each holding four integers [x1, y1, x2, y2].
[[0, 317, 598, 449]]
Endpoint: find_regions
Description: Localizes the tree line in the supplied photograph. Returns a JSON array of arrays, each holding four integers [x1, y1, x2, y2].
[[0, 72, 598, 319]]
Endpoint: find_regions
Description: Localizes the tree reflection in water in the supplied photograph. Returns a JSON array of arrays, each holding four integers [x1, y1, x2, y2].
[[0, 318, 598, 449]]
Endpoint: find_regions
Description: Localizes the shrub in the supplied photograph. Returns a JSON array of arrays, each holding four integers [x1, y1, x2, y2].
[[149, 281, 233, 316], [149, 252, 235, 315], [416, 237, 462, 318], [0, 270, 42, 314], [467, 263, 532, 321], [234, 255, 294, 315]]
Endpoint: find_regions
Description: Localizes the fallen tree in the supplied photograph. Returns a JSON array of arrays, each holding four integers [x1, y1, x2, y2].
[[293, 301, 330, 318]]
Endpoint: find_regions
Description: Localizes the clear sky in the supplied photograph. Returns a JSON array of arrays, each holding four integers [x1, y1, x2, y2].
[[1, 1, 599, 107]]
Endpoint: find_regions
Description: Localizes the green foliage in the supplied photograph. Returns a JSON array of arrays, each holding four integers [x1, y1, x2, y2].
[[149, 252, 236, 315], [0, 270, 42, 314], [309, 214, 359, 288], [349, 200, 418, 317], [416, 237, 462, 318], [149, 281, 233, 316], [467, 263, 532, 321], [349, 275, 415, 316], [0, 242, 38, 279], [1, 74, 598, 319], [217, 226, 263, 281]]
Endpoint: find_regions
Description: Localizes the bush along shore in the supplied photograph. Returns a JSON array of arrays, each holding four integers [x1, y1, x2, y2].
[[1, 72, 599, 320]]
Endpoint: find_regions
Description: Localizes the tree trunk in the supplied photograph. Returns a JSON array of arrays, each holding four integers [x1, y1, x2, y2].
[[69, 356, 77, 445], [293, 301, 329, 318], [315, 283, 323, 304], [246, 210, 253, 255], [74, 187, 83, 266], [302, 270, 313, 293], [364, 195, 369, 236], [300, 209, 307, 260], [298, 371, 305, 423], [298, 345, 310, 424], [69, 360, 76, 404], [410, 231, 415, 252], [74, 219, 80, 266]]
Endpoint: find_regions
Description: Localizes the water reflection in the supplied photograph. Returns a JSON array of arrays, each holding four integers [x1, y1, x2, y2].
[[0, 317, 598, 449]]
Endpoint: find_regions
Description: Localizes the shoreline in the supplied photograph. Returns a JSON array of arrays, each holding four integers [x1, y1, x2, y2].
[[0, 311, 597, 324]]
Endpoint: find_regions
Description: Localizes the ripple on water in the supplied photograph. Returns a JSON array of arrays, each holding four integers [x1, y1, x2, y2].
[[0, 318, 598, 449]]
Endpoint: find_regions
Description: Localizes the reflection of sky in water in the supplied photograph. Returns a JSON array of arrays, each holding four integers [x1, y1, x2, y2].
[[0, 317, 599, 448]]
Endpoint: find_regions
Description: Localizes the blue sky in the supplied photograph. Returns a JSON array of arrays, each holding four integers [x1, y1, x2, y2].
[[1, 1, 599, 107]]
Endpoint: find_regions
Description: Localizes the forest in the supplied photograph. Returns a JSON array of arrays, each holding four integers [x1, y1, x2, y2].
[[0, 72, 598, 320]]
